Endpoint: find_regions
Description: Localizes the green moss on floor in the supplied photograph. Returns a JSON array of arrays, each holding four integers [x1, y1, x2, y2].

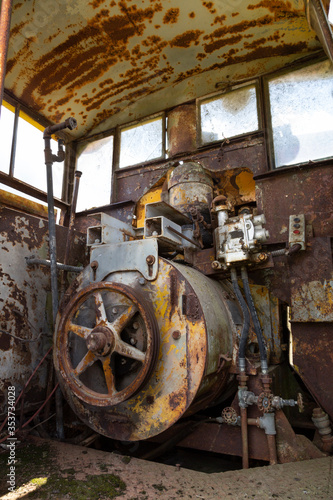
[[0, 442, 126, 499], [25, 473, 126, 499]]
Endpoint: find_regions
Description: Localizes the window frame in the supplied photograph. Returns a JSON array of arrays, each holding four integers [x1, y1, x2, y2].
[[262, 54, 331, 170], [196, 80, 262, 149], [0, 93, 69, 210], [75, 131, 115, 212], [113, 112, 166, 171]]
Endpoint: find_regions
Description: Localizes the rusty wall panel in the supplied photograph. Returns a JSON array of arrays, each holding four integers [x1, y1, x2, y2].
[[114, 136, 266, 204], [194, 136, 267, 177], [291, 322, 333, 420], [0, 207, 86, 416], [256, 165, 333, 244]]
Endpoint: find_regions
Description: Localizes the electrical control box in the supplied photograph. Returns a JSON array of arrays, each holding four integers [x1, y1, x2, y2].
[[288, 214, 306, 250]]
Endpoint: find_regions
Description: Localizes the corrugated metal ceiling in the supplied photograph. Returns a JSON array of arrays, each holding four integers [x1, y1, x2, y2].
[[4, 0, 321, 139]]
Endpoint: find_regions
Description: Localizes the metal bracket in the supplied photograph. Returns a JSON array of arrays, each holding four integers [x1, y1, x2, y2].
[[90, 239, 159, 281]]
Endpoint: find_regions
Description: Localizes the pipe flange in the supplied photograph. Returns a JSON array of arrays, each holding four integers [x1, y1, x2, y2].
[[55, 281, 160, 407]]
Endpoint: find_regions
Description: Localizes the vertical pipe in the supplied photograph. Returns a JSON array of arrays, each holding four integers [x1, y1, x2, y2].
[[266, 434, 278, 465], [240, 407, 249, 469], [44, 137, 63, 439], [63, 170, 82, 266], [0, 0, 13, 118]]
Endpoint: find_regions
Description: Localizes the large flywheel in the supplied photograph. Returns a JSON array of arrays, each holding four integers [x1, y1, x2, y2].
[[55, 282, 160, 407]]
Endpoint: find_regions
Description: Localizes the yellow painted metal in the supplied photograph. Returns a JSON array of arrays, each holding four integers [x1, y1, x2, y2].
[[135, 185, 163, 228], [5, 1, 320, 139], [0, 189, 50, 218]]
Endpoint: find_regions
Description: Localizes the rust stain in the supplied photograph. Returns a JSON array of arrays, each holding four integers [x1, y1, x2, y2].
[[170, 30, 203, 48], [248, 1, 300, 20], [10, 3, 163, 110], [89, 0, 107, 8], [163, 8, 180, 24], [189, 12, 195, 18]]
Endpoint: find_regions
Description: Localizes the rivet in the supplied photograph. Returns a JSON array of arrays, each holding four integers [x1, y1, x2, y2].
[[172, 330, 181, 340]]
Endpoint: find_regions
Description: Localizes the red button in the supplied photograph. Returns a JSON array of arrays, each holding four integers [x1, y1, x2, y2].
[[293, 230, 300, 234]]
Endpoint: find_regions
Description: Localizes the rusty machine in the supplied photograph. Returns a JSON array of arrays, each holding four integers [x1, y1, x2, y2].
[[52, 159, 331, 466], [1, 0, 333, 472]]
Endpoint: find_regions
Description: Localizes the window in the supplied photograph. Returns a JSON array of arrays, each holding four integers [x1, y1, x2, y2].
[[199, 84, 259, 145], [0, 101, 63, 198], [76, 135, 113, 212], [119, 115, 165, 169], [268, 60, 333, 168]]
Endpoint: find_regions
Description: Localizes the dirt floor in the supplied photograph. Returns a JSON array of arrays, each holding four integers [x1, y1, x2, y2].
[[0, 436, 332, 499]]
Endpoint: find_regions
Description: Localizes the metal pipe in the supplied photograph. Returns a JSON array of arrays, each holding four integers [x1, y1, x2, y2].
[[63, 170, 82, 267], [43, 118, 77, 441], [266, 434, 278, 465], [240, 407, 249, 469], [0, 0, 13, 119], [26, 257, 83, 273]]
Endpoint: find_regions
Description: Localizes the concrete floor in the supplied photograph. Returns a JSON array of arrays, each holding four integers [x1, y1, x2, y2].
[[0, 437, 332, 499]]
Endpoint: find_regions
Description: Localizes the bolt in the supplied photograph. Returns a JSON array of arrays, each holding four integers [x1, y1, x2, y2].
[[112, 307, 117, 314], [212, 260, 221, 270], [121, 358, 127, 365], [133, 322, 139, 330], [146, 255, 156, 266], [129, 337, 137, 345], [90, 260, 99, 270], [258, 253, 267, 262], [172, 330, 181, 340]]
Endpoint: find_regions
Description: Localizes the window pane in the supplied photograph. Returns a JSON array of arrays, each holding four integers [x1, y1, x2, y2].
[[15, 116, 63, 198], [76, 135, 113, 212], [0, 104, 15, 174], [269, 60, 333, 168], [200, 85, 258, 144], [119, 117, 163, 168]]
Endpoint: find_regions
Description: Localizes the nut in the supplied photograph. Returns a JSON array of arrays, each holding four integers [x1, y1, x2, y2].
[[146, 255, 156, 266]]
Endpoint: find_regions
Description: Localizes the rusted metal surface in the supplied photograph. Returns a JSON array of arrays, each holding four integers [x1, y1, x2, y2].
[[0, 206, 86, 418], [5, 1, 321, 138], [255, 165, 333, 244], [291, 322, 333, 420], [0, 0, 13, 117], [167, 103, 197, 155]]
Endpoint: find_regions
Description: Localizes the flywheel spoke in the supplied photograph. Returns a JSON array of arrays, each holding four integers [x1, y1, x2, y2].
[[74, 350, 96, 375], [94, 291, 107, 324], [112, 303, 138, 335], [68, 322, 92, 339], [103, 358, 116, 395], [115, 339, 146, 362]]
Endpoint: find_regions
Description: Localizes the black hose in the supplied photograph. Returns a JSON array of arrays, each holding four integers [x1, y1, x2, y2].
[[230, 268, 250, 372], [241, 266, 268, 373]]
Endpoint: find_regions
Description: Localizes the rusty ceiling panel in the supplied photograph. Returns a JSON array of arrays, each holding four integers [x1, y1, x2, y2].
[[5, 0, 320, 138]]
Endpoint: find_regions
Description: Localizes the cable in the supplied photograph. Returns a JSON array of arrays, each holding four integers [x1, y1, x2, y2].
[[241, 266, 268, 374], [230, 267, 250, 373]]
